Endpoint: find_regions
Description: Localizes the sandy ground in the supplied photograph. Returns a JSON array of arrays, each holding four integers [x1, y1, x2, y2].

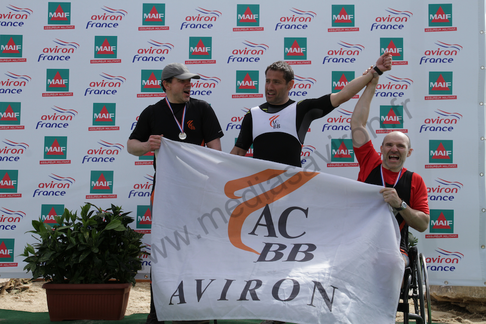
[[1, 279, 486, 323]]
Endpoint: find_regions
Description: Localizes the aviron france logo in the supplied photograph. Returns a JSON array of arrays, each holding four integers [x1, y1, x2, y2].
[[427, 140, 456, 169], [371, 7, 412, 31], [329, 5, 357, 32], [1, 4, 33, 27], [0, 139, 28, 162], [426, 248, 463, 272], [33, 173, 75, 198], [138, 69, 163, 98], [41, 204, 64, 224], [0, 238, 16, 266], [38, 38, 79, 62], [234, 4, 262, 32], [426, 71, 456, 100], [87, 170, 116, 199], [190, 74, 220, 96], [86, 6, 127, 29], [139, 3, 167, 31], [136, 205, 152, 234], [375, 75, 412, 98], [332, 71, 358, 99], [41, 136, 69, 165], [82, 140, 123, 164], [232, 70, 262, 99], [420, 41, 462, 65], [133, 39, 173, 63], [275, 7, 316, 31], [381, 37, 406, 65], [90, 103, 118, 131], [0, 170, 20, 198], [0, 102, 23, 130], [91, 36, 120, 64], [329, 139, 357, 167], [284, 37, 309, 65], [36, 105, 78, 130], [1, 71, 31, 95], [186, 37, 215, 64], [0, 35, 25, 62], [323, 41, 364, 65], [290, 75, 316, 98], [45, 2, 73, 30], [322, 108, 352, 133], [85, 72, 125, 97], [227, 40, 268, 64], [180, 7, 221, 30], [301, 144, 316, 166], [426, 4, 456, 32], [43, 69, 72, 97], [426, 209, 456, 239], [377, 105, 406, 133], [428, 177, 463, 202], [420, 109, 461, 133], [0, 207, 25, 230], [128, 174, 153, 199]]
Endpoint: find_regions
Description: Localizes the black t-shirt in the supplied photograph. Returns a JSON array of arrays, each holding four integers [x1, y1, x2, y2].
[[234, 94, 335, 167]]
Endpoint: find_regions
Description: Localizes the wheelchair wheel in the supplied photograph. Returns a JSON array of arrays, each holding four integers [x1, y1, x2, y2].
[[419, 253, 432, 324]]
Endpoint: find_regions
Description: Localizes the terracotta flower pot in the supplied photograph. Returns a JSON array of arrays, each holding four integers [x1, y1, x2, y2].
[[42, 282, 131, 321]]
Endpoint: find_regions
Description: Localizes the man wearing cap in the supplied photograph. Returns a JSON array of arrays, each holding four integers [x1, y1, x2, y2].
[[128, 62, 223, 324]]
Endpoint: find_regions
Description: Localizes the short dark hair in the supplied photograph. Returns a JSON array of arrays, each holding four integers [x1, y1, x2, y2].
[[265, 61, 294, 84], [161, 77, 174, 92]]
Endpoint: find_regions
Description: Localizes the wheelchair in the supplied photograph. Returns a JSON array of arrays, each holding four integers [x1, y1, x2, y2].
[[397, 246, 432, 324]]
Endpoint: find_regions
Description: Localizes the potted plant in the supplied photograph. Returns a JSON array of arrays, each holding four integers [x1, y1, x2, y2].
[[21, 203, 148, 321]]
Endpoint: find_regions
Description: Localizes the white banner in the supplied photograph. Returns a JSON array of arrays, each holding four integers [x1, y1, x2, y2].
[[151, 138, 404, 324]]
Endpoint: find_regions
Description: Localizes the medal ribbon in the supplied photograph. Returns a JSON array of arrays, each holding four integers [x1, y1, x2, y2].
[[380, 165, 403, 188], [165, 97, 186, 135]]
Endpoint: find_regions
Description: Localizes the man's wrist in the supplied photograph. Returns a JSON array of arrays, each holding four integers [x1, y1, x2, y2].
[[373, 65, 383, 75]]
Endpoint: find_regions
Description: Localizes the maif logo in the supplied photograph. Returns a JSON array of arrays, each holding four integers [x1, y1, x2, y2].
[[227, 40, 268, 64], [427, 140, 455, 169], [290, 75, 315, 97], [1, 71, 31, 95], [233, 70, 262, 98], [420, 41, 462, 65], [36, 105, 78, 130], [332, 71, 357, 98], [33, 173, 75, 198], [38, 38, 79, 62], [234, 4, 262, 31], [0, 102, 23, 129], [0, 238, 15, 265], [90, 103, 118, 131], [0, 139, 28, 162], [190, 74, 220, 96], [88, 170, 116, 199], [426, 4, 456, 32], [1, 4, 33, 27], [0, 207, 25, 231], [86, 6, 127, 29], [275, 7, 316, 31], [378, 105, 405, 133], [426, 248, 463, 272], [0, 35, 25, 62], [44, 69, 71, 97], [420, 109, 461, 133], [426, 71, 455, 100], [91, 36, 120, 63], [380, 37, 406, 65], [323, 41, 364, 65], [42, 136, 69, 164], [140, 3, 167, 31], [187, 37, 214, 64], [133, 39, 173, 63], [180, 7, 221, 30], [135, 151, 154, 165], [284, 37, 309, 64], [136, 205, 152, 233], [46, 2, 73, 30], [129, 174, 153, 198], [0, 170, 19, 197], [329, 5, 357, 32], [375, 75, 412, 98], [138, 69, 163, 98], [322, 108, 352, 133], [85, 72, 125, 97], [41, 204, 64, 224], [426, 209, 456, 239], [82, 140, 123, 164], [330, 139, 356, 165], [371, 8, 412, 31], [427, 177, 463, 202]]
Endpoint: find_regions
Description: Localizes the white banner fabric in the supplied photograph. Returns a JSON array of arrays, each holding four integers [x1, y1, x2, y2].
[[151, 138, 404, 324]]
